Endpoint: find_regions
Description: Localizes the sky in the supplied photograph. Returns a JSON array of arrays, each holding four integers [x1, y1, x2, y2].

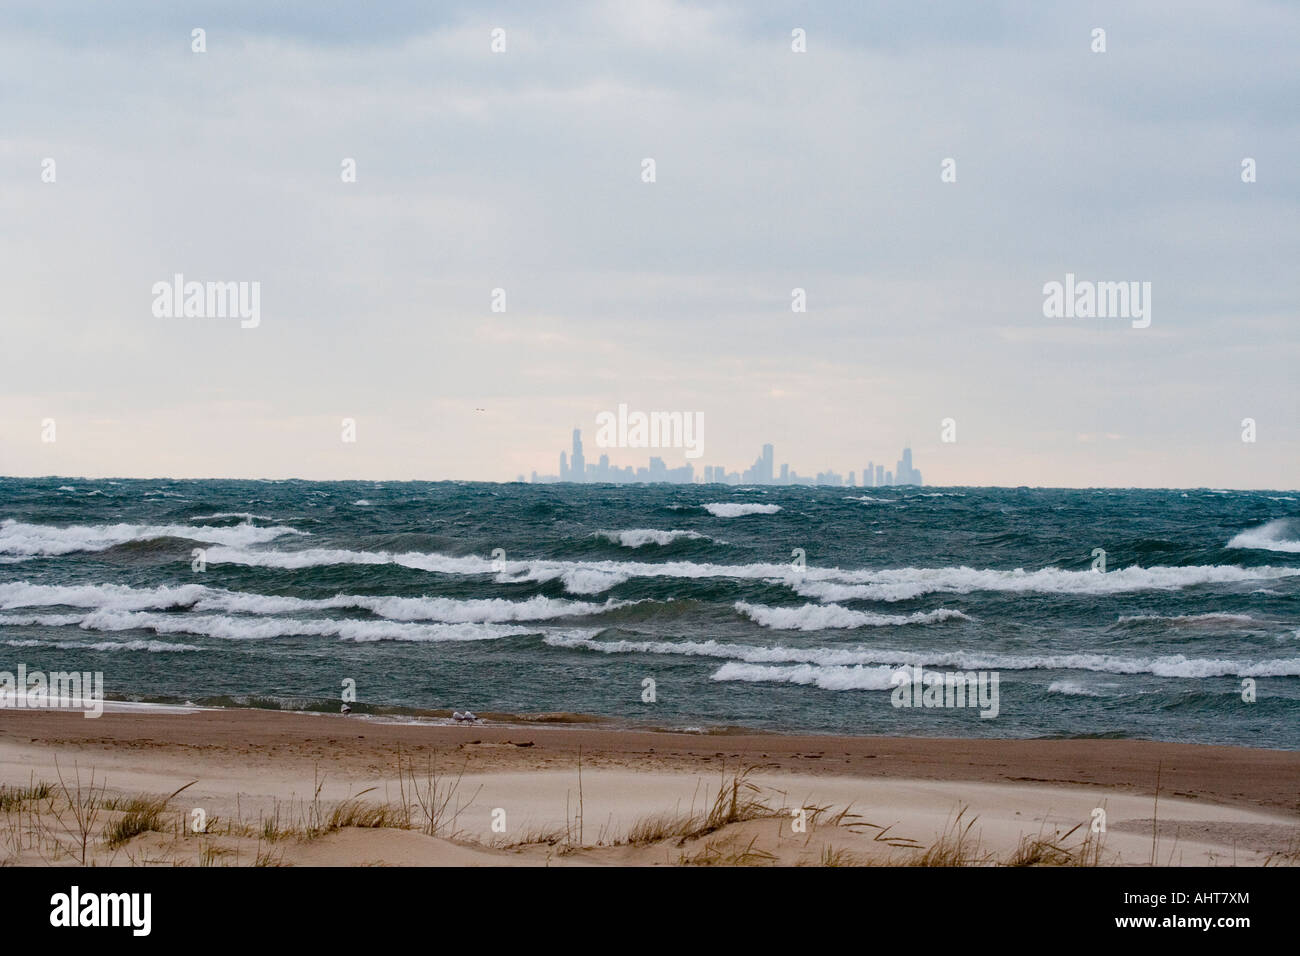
[[1, 0, 1296, 487]]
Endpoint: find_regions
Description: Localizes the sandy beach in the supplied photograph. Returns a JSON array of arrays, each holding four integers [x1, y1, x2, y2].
[[1, 707, 1295, 867]]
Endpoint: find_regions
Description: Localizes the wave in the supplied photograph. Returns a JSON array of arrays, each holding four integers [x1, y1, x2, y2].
[[0, 519, 305, 556], [709, 652, 1300, 689], [0, 614, 87, 627], [542, 632, 1300, 678], [790, 564, 1300, 602], [594, 529, 711, 547], [0, 582, 627, 624], [188, 512, 277, 523], [1116, 612, 1258, 625], [1, 637, 200, 653], [0, 608, 532, 644], [702, 503, 781, 517], [502, 567, 632, 595], [1048, 680, 1108, 697], [199, 543, 1300, 599], [1228, 519, 1300, 553], [711, 662, 899, 691], [735, 602, 969, 630]]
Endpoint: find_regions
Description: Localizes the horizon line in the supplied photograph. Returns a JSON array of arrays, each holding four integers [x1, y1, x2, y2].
[[2, 474, 1297, 494]]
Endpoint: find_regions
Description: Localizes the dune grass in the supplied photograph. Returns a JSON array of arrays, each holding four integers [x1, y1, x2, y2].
[[103, 781, 195, 849]]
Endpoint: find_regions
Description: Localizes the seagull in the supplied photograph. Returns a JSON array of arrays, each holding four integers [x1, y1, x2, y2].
[[453, 710, 478, 723], [341, 704, 352, 715]]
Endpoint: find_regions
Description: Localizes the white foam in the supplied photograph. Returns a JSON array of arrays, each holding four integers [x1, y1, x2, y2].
[[71, 639, 199, 652], [1227, 519, 1300, 553], [711, 662, 900, 691], [735, 602, 969, 630], [0, 582, 209, 611], [189, 512, 276, 523], [0, 582, 623, 624], [702, 503, 781, 517], [1116, 612, 1258, 625], [790, 564, 1300, 602], [595, 529, 711, 547], [0, 614, 89, 627], [16, 608, 532, 643], [542, 632, 1300, 678], [0, 633, 199, 652], [710, 653, 1300, 688], [0, 518, 305, 556], [1048, 680, 1107, 697]]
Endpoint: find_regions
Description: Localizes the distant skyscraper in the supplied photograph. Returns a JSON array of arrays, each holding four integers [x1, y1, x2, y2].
[[570, 429, 586, 482], [894, 446, 920, 485], [875, 465, 884, 487], [866, 461, 874, 487], [761, 444, 774, 483]]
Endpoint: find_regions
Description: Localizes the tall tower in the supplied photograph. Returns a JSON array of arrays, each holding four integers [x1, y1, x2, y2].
[[571, 429, 586, 482], [762, 444, 774, 483]]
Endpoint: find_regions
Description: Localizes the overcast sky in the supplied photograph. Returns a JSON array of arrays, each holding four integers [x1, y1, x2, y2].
[[1, 0, 1296, 487]]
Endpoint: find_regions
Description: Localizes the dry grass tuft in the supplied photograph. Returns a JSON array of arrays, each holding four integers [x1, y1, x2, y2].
[[0, 781, 52, 812], [103, 781, 195, 849], [905, 807, 993, 867]]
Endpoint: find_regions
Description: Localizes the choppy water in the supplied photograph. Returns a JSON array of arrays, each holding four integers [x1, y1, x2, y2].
[[1, 478, 1298, 748]]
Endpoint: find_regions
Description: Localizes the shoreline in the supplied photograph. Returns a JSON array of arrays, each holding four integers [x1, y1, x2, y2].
[[3, 708, 1296, 866], [5, 706, 1298, 816], [93, 697, 1300, 752]]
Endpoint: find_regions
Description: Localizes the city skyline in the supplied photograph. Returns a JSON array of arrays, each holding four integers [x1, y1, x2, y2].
[[533, 429, 922, 486]]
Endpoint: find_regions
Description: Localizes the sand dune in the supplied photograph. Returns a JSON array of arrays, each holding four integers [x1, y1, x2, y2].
[[1, 708, 1295, 866]]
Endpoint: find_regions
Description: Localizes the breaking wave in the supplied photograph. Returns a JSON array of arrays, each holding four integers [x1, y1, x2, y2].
[[0, 519, 304, 556], [0, 581, 627, 623], [734, 602, 969, 630], [702, 503, 781, 517], [1228, 519, 1300, 554], [594, 529, 711, 547]]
